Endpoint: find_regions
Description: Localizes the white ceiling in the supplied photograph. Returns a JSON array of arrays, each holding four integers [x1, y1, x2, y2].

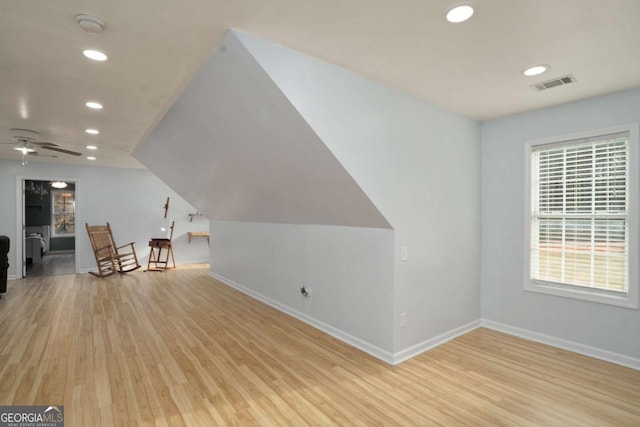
[[1, 0, 638, 168]]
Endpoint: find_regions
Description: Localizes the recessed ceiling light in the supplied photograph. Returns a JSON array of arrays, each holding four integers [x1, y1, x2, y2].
[[87, 156, 97, 161], [86, 145, 98, 150], [86, 101, 103, 110], [446, 4, 475, 23], [82, 49, 108, 61], [85, 128, 100, 135], [523, 65, 549, 77]]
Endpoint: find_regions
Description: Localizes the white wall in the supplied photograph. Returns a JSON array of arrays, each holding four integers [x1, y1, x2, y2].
[[139, 29, 481, 358], [0, 159, 209, 278], [210, 221, 394, 355], [236, 30, 481, 353], [136, 30, 397, 356], [481, 88, 640, 360], [136, 30, 389, 229]]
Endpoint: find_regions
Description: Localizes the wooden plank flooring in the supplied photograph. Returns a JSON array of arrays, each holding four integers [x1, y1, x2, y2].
[[0, 267, 638, 426]]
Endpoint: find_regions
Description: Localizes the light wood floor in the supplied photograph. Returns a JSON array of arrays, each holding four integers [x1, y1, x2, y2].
[[0, 268, 638, 426]]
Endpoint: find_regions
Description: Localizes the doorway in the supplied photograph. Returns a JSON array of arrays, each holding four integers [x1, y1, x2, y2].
[[22, 179, 76, 277]]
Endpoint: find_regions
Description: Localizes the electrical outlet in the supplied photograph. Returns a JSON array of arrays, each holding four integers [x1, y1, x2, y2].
[[301, 285, 311, 300], [401, 246, 408, 262], [400, 312, 407, 328]]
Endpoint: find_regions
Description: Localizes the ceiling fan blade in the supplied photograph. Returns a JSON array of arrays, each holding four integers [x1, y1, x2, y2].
[[28, 151, 58, 158], [33, 141, 60, 147], [40, 145, 82, 156]]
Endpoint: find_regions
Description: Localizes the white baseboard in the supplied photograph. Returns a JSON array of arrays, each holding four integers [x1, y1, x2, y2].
[[209, 271, 395, 364], [392, 320, 482, 365], [180, 258, 210, 265], [8, 274, 17, 280], [482, 319, 640, 371], [204, 273, 640, 370], [79, 259, 209, 275]]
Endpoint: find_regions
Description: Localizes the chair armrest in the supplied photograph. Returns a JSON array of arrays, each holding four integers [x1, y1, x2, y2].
[[116, 242, 136, 250]]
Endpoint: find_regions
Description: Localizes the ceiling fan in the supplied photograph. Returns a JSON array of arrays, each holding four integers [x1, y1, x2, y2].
[[1, 128, 83, 158]]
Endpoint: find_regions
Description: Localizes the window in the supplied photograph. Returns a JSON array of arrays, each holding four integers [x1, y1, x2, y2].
[[52, 190, 75, 237], [525, 125, 638, 308]]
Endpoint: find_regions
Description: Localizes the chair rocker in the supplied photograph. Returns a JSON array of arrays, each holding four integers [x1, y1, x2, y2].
[[86, 223, 141, 277]]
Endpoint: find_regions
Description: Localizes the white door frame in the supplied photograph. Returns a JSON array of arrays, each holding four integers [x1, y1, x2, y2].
[[15, 175, 80, 278]]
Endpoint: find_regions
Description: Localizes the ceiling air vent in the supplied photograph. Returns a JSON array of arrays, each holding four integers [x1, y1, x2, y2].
[[531, 74, 576, 91]]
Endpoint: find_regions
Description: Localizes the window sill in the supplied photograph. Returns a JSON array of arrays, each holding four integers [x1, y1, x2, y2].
[[524, 280, 638, 309]]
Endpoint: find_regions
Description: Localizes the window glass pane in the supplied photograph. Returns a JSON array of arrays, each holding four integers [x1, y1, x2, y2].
[[531, 134, 629, 293], [52, 191, 75, 236], [54, 214, 75, 235]]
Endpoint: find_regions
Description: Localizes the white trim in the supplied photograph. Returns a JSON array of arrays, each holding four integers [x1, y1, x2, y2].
[[208, 270, 484, 366], [15, 177, 23, 278], [181, 258, 211, 265], [392, 320, 481, 365], [523, 123, 639, 309], [79, 259, 209, 275], [16, 175, 81, 277], [7, 274, 17, 280], [482, 319, 640, 371], [207, 272, 639, 370], [209, 271, 395, 364]]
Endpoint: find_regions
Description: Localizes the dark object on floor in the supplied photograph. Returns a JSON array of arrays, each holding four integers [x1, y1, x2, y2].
[[0, 235, 9, 295]]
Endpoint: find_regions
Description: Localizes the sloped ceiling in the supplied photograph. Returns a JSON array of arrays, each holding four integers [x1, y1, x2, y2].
[[136, 31, 390, 228]]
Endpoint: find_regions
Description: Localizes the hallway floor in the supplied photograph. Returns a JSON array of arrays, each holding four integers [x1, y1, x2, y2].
[[26, 252, 75, 277]]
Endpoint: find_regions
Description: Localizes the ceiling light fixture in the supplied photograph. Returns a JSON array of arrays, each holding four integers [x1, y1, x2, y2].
[[446, 4, 475, 23], [82, 49, 108, 61], [14, 146, 36, 154], [523, 65, 549, 76], [86, 101, 103, 110], [86, 145, 97, 150], [87, 156, 97, 160], [85, 128, 99, 135], [51, 181, 68, 189]]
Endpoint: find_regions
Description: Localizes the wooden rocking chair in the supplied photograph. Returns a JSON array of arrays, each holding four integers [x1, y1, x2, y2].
[[86, 223, 141, 277]]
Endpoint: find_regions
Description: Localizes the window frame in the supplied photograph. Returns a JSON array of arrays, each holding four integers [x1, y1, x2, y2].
[[51, 189, 76, 238], [523, 124, 639, 309]]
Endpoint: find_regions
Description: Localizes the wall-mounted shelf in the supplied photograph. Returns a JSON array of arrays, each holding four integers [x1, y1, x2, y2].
[[188, 231, 210, 246], [188, 212, 204, 222]]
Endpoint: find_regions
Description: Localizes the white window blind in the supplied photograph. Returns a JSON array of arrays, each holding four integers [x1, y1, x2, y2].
[[530, 131, 629, 293]]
